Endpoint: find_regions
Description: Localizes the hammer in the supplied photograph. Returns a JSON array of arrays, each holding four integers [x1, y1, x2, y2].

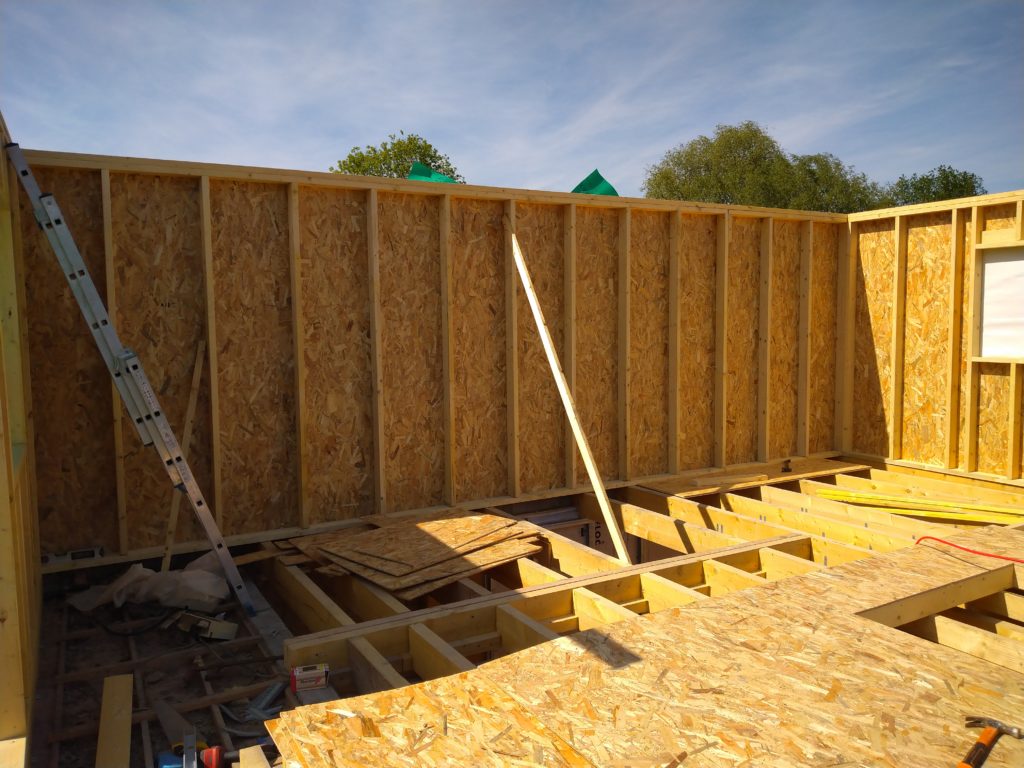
[[958, 716, 1023, 767]]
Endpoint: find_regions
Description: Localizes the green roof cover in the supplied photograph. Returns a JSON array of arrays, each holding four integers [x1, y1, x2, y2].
[[407, 161, 457, 184], [571, 169, 618, 196]]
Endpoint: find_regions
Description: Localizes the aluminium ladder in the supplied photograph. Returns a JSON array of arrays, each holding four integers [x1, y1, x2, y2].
[[5, 143, 255, 614]]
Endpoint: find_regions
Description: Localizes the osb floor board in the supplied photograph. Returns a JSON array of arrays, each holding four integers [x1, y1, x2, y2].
[[271, 526, 1024, 767], [639, 457, 868, 497]]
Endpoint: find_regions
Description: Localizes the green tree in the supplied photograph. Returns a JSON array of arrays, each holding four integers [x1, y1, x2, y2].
[[886, 165, 986, 206], [643, 121, 793, 208], [787, 153, 886, 213], [330, 131, 464, 182]]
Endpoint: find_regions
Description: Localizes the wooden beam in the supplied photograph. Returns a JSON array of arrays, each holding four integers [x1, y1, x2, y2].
[[439, 194, 456, 504], [618, 207, 631, 479], [271, 560, 354, 631], [572, 587, 636, 630], [668, 212, 681, 474], [349, 636, 407, 694], [101, 169, 128, 554], [945, 208, 965, 468], [797, 220, 812, 456], [599, 495, 745, 553], [702, 560, 764, 595], [757, 216, 773, 462], [1018, 199, 1024, 241], [890, 215, 908, 460], [367, 188, 386, 513], [757, 546, 822, 580], [517, 557, 564, 587], [496, 604, 558, 651], [964, 207, 983, 472], [714, 212, 731, 466], [319, 573, 408, 622], [95, 674, 133, 768], [903, 613, 1024, 674], [408, 623, 474, 680], [779, 480, 939, 535], [508, 228, 630, 563], [943, 606, 1024, 642], [564, 203, 578, 488], [836, 221, 856, 451], [1009, 363, 1022, 480], [639, 572, 706, 612], [858, 565, 1015, 626], [239, 745, 272, 768], [199, 176, 224, 526], [504, 199, 520, 497], [288, 183, 309, 527], [967, 590, 1024, 622]]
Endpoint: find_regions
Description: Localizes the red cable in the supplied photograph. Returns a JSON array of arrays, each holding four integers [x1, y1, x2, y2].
[[915, 535, 1024, 564]]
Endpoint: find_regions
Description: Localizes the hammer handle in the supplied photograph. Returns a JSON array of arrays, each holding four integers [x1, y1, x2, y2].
[[958, 726, 1001, 768]]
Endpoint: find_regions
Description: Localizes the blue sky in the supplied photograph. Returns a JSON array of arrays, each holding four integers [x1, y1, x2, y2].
[[2, 1, 1021, 198]]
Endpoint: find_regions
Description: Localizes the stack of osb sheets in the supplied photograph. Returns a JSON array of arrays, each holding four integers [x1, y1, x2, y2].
[[282, 511, 542, 600]]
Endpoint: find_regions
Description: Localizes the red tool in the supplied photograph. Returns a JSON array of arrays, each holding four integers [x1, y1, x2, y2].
[[958, 716, 1022, 767], [199, 746, 223, 767]]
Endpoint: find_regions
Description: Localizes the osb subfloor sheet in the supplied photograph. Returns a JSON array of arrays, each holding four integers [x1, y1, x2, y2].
[[268, 526, 1024, 767]]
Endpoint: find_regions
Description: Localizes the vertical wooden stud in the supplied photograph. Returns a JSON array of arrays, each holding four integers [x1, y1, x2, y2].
[[101, 169, 129, 553], [667, 211, 681, 474], [367, 188, 387, 513], [713, 212, 731, 467], [756, 216, 773, 462], [964, 207, 983, 472], [945, 208, 966, 468], [1016, 199, 1024, 242], [835, 221, 856, 452], [618, 208, 630, 479], [199, 176, 224, 527], [504, 199, 520, 497], [287, 183, 309, 528], [890, 215, 908, 460], [563, 203, 578, 488], [796, 220, 813, 456], [1009, 363, 1022, 480], [439, 194, 456, 504]]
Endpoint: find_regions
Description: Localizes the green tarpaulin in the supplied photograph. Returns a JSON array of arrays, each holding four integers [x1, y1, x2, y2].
[[407, 161, 457, 184], [571, 169, 618, 196]]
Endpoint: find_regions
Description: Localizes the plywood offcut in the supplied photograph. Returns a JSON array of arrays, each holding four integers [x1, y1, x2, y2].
[[450, 198, 508, 501], [628, 211, 670, 477], [900, 213, 951, 467], [299, 187, 374, 525]]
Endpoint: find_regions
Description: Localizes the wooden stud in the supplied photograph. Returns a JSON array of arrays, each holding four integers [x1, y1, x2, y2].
[[508, 229, 630, 564], [439, 194, 456, 504], [618, 208, 631, 479], [95, 674, 133, 768], [702, 560, 765, 594], [408, 623, 474, 680], [890, 215, 908, 460], [496, 604, 558, 651], [964, 207, 983, 472], [564, 203, 578, 488], [757, 546, 822, 580], [572, 587, 636, 630], [714, 212, 731, 467], [101, 169, 128, 554], [199, 176, 224, 526], [1009, 363, 1022, 480], [272, 560, 353, 631], [945, 208, 966, 468], [757, 217, 773, 462], [288, 183, 309, 527], [797, 221, 813, 456], [504, 200, 520, 497], [836, 221, 856, 452], [160, 341, 206, 571], [638, 572, 706, 611], [667, 212, 681, 474], [367, 189, 387, 513], [349, 636, 407, 694]]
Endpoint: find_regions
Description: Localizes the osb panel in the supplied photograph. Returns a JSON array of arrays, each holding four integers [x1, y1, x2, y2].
[[853, 220, 895, 456], [629, 210, 670, 476], [20, 167, 119, 553], [451, 198, 507, 500], [299, 187, 374, 524], [901, 213, 951, 467], [677, 215, 716, 469], [983, 203, 1016, 231], [769, 220, 800, 459], [517, 203, 565, 493], [976, 363, 1009, 475], [210, 180, 298, 534], [809, 223, 838, 453], [378, 193, 444, 510], [957, 213, 973, 468], [575, 207, 619, 480], [110, 173, 211, 548], [725, 217, 761, 464]]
